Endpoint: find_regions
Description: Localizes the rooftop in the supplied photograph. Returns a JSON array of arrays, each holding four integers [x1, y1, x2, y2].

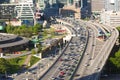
[[0, 33, 29, 48]]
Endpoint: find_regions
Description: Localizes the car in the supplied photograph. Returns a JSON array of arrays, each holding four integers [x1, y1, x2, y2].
[[95, 67, 100, 70], [51, 77, 61, 80], [60, 71, 65, 76], [85, 64, 90, 67], [75, 74, 80, 77], [89, 58, 92, 60], [59, 58, 63, 61], [59, 67, 63, 71], [72, 65, 76, 68], [67, 72, 72, 76]]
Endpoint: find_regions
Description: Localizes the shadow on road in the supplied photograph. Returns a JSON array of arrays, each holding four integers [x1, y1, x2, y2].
[[73, 72, 102, 80]]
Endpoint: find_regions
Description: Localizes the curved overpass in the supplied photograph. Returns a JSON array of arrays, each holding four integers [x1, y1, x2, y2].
[[73, 21, 119, 80]]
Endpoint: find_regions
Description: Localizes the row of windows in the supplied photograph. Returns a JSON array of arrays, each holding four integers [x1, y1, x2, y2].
[[16, 4, 33, 7]]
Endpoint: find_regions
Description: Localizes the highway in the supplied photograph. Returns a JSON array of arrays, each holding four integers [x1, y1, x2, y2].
[[40, 18, 88, 80], [73, 21, 119, 80], [12, 18, 119, 80], [73, 21, 97, 80]]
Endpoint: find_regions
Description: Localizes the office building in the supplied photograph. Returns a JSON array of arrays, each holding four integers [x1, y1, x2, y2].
[[0, 4, 16, 19], [0, 0, 9, 4], [57, 0, 74, 6], [59, 0, 81, 18], [101, 10, 120, 27], [91, 0, 105, 13], [38, 0, 45, 10], [38, 0, 58, 10], [100, 0, 120, 27], [37, 0, 59, 17], [15, 0, 34, 25], [105, 0, 120, 11]]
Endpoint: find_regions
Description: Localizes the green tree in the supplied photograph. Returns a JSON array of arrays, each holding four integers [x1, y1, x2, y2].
[[37, 44, 42, 53], [31, 49, 36, 54], [50, 28, 55, 36], [0, 58, 10, 74], [33, 24, 43, 34], [5, 25, 13, 33], [19, 24, 27, 30], [110, 50, 120, 68]]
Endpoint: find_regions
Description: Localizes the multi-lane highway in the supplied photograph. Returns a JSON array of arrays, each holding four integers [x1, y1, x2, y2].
[[40, 18, 88, 80], [13, 17, 118, 80], [39, 17, 119, 80], [73, 21, 119, 80]]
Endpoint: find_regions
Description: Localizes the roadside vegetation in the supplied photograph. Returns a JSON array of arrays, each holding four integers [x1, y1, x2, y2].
[[0, 55, 40, 74], [108, 50, 120, 74], [0, 56, 27, 74], [4, 23, 43, 38], [116, 27, 120, 43], [30, 56, 40, 66]]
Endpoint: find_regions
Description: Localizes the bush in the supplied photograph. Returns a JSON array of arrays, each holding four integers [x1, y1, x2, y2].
[[30, 56, 40, 66]]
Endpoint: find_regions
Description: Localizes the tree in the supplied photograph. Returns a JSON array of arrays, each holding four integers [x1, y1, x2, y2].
[[33, 24, 43, 34], [110, 50, 120, 68], [117, 27, 120, 43], [37, 44, 42, 53], [5, 25, 13, 33], [0, 58, 10, 74], [31, 49, 36, 54], [50, 28, 55, 36]]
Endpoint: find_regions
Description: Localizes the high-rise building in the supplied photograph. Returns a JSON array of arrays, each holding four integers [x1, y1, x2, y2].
[[91, 0, 105, 12], [38, 0, 58, 10], [105, 0, 120, 11], [0, 0, 9, 4], [0, 4, 16, 19], [15, 0, 34, 25], [38, 0, 45, 10], [101, 10, 120, 26]]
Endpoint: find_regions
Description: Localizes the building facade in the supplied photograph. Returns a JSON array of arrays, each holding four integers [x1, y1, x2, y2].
[[15, 0, 34, 25], [38, 0, 58, 10], [91, 0, 105, 12], [0, 4, 16, 19], [100, 0, 120, 27], [105, 0, 120, 11], [101, 10, 120, 27]]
